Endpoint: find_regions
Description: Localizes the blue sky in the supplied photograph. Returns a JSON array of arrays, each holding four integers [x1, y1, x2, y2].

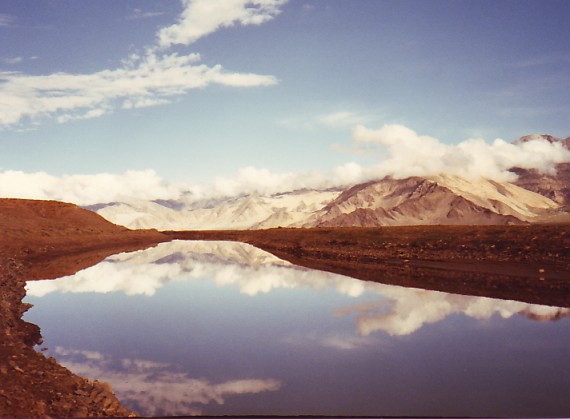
[[1, 0, 570, 203]]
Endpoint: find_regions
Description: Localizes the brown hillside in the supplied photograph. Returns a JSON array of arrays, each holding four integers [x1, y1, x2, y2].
[[0, 199, 168, 417]]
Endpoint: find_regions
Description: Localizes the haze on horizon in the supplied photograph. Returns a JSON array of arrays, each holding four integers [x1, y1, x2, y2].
[[1, 0, 570, 205]]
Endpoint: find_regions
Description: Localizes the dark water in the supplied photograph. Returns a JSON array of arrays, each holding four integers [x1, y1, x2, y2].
[[24, 241, 570, 417]]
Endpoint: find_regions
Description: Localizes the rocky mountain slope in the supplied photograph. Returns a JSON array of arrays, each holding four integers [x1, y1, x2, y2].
[[310, 175, 557, 227]]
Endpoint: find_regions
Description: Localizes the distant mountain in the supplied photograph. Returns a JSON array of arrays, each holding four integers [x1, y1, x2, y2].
[[94, 173, 561, 230], [94, 189, 341, 230], [309, 175, 557, 227], [511, 134, 570, 208], [91, 134, 568, 230]]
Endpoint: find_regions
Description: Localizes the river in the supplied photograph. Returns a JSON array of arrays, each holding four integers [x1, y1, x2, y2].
[[24, 240, 570, 417]]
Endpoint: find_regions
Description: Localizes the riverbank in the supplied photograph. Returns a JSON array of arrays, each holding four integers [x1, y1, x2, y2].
[[0, 199, 169, 417], [166, 225, 570, 307]]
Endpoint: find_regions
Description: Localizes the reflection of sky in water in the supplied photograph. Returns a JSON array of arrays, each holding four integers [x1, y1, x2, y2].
[[24, 241, 570, 417]]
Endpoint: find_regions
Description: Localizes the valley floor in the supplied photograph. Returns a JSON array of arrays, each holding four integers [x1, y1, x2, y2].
[[1, 198, 569, 417]]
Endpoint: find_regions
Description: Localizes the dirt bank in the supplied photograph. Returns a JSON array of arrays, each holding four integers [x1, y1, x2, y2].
[[166, 225, 570, 307], [0, 199, 169, 417]]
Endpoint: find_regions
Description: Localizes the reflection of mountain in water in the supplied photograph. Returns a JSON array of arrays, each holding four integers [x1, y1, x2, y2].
[[26, 241, 570, 338]]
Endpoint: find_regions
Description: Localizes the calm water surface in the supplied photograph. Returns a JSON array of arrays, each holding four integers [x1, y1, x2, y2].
[[24, 241, 570, 417]]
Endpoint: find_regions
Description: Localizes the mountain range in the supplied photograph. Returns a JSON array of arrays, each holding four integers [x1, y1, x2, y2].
[[92, 135, 570, 230]]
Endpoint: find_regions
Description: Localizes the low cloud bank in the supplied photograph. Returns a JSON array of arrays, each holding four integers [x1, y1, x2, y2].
[[354, 124, 570, 181], [2, 124, 569, 204], [0, 169, 183, 206]]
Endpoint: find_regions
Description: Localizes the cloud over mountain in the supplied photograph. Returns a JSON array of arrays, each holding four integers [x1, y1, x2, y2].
[[1, 125, 569, 205], [354, 124, 570, 181]]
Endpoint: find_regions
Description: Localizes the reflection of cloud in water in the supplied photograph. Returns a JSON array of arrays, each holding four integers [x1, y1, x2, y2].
[[282, 331, 378, 351], [26, 240, 570, 337], [336, 288, 570, 337], [53, 347, 281, 416], [25, 240, 358, 298], [27, 260, 183, 297]]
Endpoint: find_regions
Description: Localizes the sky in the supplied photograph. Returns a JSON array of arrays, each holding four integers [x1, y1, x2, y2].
[[1, 0, 570, 204]]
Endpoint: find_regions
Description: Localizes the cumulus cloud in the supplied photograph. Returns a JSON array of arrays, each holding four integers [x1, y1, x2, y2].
[[353, 124, 570, 181], [0, 165, 351, 206], [0, 169, 183, 206], [157, 0, 287, 48], [203, 164, 369, 198], [211, 166, 325, 197], [0, 51, 277, 127], [3, 125, 567, 204]]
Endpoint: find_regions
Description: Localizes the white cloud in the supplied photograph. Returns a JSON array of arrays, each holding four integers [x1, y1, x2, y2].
[[0, 165, 344, 206], [206, 163, 370, 198], [329, 162, 366, 185], [2, 125, 567, 205], [157, 0, 287, 48], [122, 97, 171, 110], [353, 124, 570, 181], [317, 111, 373, 128], [1, 0, 282, 129], [56, 107, 109, 124], [0, 52, 277, 128], [280, 109, 380, 131], [0, 14, 15, 27], [211, 166, 325, 197], [3, 56, 23, 65], [0, 169, 184, 206], [127, 8, 165, 20]]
